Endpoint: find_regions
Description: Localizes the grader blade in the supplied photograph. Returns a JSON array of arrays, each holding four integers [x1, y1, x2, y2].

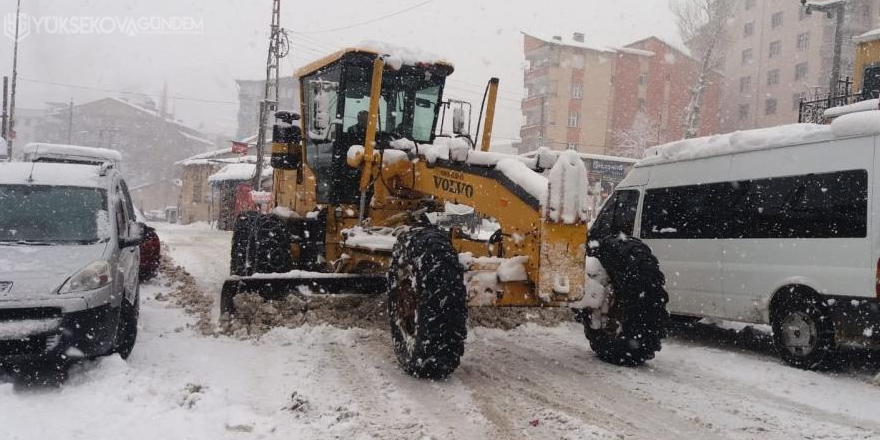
[[220, 274, 388, 316]]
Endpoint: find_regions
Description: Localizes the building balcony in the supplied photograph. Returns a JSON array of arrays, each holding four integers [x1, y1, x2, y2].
[[521, 94, 549, 110], [524, 66, 550, 83]]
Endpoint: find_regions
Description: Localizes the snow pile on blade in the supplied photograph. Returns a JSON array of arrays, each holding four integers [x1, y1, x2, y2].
[[543, 150, 589, 224]]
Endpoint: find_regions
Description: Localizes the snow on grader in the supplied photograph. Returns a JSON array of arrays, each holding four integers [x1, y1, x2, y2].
[[221, 44, 669, 379]]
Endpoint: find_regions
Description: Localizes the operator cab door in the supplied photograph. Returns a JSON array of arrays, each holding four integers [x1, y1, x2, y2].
[[302, 62, 344, 207]]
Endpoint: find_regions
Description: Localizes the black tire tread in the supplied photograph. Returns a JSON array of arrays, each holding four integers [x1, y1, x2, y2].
[[388, 228, 467, 379], [584, 235, 669, 366]]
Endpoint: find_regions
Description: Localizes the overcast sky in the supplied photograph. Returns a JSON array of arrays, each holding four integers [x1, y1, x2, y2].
[[0, 0, 679, 145]]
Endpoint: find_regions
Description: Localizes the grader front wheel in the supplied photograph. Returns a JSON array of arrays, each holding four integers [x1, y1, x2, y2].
[[388, 228, 467, 379], [584, 236, 669, 366]]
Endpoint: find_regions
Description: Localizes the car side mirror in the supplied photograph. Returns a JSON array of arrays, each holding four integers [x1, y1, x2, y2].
[[121, 221, 146, 249]]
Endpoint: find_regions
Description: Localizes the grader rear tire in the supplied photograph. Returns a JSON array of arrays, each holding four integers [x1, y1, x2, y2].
[[584, 235, 669, 366], [230, 211, 259, 276], [388, 228, 467, 379]]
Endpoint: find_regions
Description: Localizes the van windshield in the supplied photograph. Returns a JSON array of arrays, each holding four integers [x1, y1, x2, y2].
[[0, 185, 109, 244]]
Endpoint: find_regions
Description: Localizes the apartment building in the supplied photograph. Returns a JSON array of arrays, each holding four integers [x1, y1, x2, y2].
[[718, 0, 880, 132], [521, 32, 615, 155], [520, 33, 721, 156]]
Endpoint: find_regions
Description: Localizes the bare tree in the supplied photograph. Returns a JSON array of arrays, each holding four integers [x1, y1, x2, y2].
[[671, 0, 734, 139], [611, 113, 658, 159]]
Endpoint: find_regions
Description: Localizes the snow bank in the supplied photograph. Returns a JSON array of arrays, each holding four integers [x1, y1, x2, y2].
[[824, 99, 879, 119], [640, 123, 834, 166]]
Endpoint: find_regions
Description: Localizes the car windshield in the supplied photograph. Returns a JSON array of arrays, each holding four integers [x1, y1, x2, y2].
[[0, 185, 108, 244]]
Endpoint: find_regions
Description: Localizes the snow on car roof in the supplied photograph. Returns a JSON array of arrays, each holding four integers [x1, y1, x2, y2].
[[23, 143, 122, 165], [0, 162, 112, 188], [638, 111, 880, 167]]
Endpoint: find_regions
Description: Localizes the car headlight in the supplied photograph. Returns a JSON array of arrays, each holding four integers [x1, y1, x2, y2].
[[59, 260, 112, 294]]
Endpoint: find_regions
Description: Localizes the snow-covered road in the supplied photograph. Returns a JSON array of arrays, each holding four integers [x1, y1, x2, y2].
[[2, 223, 880, 440]]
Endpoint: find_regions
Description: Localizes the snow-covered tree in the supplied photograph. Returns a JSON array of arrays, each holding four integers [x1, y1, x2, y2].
[[611, 113, 658, 159], [671, 0, 734, 139]]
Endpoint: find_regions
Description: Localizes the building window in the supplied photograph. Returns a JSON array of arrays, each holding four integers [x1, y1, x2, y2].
[[740, 76, 752, 93], [769, 40, 782, 58], [795, 62, 809, 80], [568, 112, 579, 127], [571, 83, 583, 99], [797, 32, 810, 51], [566, 142, 577, 150], [639, 73, 648, 85], [771, 12, 783, 29], [765, 98, 777, 115], [742, 48, 753, 65], [767, 69, 780, 86], [745, 0, 756, 10], [572, 54, 585, 69], [739, 104, 750, 120], [638, 98, 646, 112], [744, 21, 755, 37]]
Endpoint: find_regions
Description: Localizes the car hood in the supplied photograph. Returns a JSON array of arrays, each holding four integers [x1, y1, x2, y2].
[[0, 242, 108, 298]]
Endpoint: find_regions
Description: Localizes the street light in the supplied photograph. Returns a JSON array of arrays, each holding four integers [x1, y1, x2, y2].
[[801, 0, 847, 96]]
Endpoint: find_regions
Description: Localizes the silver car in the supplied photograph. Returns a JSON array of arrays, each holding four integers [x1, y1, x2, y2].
[[0, 161, 143, 375]]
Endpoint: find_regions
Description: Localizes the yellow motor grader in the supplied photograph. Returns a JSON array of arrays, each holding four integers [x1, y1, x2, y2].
[[221, 44, 668, 379]]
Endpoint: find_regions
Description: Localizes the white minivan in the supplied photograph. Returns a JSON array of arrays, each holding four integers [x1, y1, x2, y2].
[[590, 110, 880, 370]]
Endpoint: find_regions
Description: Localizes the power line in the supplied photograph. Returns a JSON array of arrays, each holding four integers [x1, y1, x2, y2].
[[18, 78, 238, 106], [295, 0, 439, 35]]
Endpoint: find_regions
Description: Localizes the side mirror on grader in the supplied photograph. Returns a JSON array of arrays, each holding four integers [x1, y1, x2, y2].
[[222, 44, 669, 379]]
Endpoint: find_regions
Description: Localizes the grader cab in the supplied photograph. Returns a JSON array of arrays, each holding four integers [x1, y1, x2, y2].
[[222, 44, 669, 378]]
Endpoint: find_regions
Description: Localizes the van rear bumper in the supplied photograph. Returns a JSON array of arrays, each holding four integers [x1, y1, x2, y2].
[[826, 295, 880, 348]]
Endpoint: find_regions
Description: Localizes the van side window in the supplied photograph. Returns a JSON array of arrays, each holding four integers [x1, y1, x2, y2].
[[590, 190, 639, 239], [642, 169, 868, 239]]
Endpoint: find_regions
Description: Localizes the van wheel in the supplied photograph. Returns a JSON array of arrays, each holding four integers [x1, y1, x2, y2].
[[113, 290, 139, 360], [230, 211, 259, 276], [584, 236, 669, 366], [388, 228, 467, 379], [772, 292, 837, 370]]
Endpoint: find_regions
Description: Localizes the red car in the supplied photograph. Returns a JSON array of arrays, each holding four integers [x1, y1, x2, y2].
[[135, 211, 161, 282]]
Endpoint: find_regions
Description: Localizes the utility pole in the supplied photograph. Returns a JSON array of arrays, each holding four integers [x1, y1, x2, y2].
[[66, 99, 74, 144], [1, 77, 7, 161], [8, 0, 22, 158], [802, 0, 847, 96], [2, 77, 8, 140], [253, 0, 288, 190]]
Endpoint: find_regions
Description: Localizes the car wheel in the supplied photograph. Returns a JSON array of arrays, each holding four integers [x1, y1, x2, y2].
[[113, 289, 140, 360], [772, 291, 837, 370]]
